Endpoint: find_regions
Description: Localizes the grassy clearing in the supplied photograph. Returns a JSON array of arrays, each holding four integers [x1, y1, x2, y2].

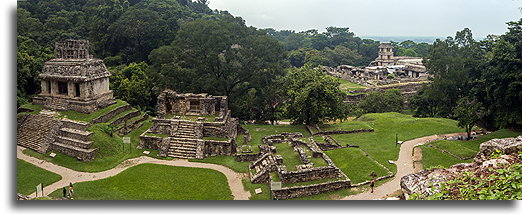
[[239, 124, 311, 153], [420, 129, 521, 169], [242, 178, 270, 200], [48, 164, 233, 200], [337, 78, 367, 91], [189, 156, 250, 173], [58, 100, 128, 122], [23, 119, 156, 172], [319, 120, 372, 132], [327, 112, 464, 173], [325, 148, 389, 184], [17, 159, 62, 195]]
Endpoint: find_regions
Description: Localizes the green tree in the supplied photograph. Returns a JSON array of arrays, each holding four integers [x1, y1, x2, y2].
[[412, 28, 485, 117], [110, 62, 154, 111], [283, 66, 347, 125], [478, 19, 522, 129], [358, 89, 404, 113], [453, 97, 484, 139], [149, 18, 288, 121]]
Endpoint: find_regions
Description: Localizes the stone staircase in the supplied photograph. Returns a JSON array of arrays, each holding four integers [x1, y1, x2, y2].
[[17, 114, 59, 153], [171, 121, 200, 138], [52, 119, 97, 161], [167, 138, 204, 159]]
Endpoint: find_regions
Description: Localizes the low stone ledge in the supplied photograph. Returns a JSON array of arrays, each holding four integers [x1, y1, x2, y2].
[[61, 118, 90, 131], [51, 143, 98, 162], [92, 104, 131, 124]]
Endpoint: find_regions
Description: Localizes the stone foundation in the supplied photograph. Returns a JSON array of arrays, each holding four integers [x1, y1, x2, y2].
[[33, 91, 115, 114], [272, 180, 351, 200]]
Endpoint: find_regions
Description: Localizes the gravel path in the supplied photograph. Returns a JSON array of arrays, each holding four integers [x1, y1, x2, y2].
[[17, 146, 251, 200], [342, 132, 466, 200]]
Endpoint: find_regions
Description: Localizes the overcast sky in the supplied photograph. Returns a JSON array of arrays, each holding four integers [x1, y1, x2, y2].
[[208, 0, 522, 38]]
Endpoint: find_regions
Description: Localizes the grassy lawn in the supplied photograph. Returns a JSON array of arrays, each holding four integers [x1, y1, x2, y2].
[[326, 112, 464, 173], [420, 129, 521, 169], [325, 148, 389, 184], [430, 141, 477, 159], [17, 159, 62, 195], [23, 119, 156, 172], [58, 100, 128, 122], [48, 164, 233, 200], [242, 178, 270, 200], [189, 156, 250, 173], [319, 120, 372, 132], [239, 124, 311, 153], [274, 143, 302, 171], [419, 146, 470, 169], [337, 78, 367, 91]]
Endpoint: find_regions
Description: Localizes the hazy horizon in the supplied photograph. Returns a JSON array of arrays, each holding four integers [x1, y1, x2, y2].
[[208, 0, 522, 39]]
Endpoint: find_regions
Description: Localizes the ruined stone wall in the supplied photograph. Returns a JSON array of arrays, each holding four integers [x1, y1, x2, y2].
[[278, 166, 341, 184], [203, 122, 228, 138], [203, 139, 236, 157], [138, 135, 163, 150], [272, 180, 351, 199], [149, 118, 172, 135]]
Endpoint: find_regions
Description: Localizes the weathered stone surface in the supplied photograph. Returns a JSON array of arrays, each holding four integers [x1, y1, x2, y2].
[[400, 135, 522, 199], [476, 135, 522, 162], [272, 180, 351, 200], [278, 166, 340, 184]]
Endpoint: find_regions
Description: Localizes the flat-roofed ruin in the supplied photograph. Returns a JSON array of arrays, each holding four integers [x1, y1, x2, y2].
[[139, 90, 238, 159]]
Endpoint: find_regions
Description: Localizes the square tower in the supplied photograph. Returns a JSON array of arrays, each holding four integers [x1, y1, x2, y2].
[[377, 43, 395, 66]]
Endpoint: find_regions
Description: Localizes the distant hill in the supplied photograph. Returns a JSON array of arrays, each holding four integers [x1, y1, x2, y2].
[[361, 36, 445, 44]]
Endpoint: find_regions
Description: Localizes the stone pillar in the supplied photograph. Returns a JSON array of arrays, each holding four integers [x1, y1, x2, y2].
[[67, 82, 74, 97], [50, 81, 57, 96], [40, 81, 48, 95]]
